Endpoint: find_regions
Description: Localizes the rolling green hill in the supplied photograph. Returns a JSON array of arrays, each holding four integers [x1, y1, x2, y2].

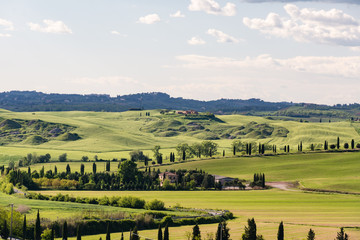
[[0, 109, 358, 163]]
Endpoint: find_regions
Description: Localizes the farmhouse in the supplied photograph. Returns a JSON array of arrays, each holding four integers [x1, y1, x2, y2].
[[159, 172, 178, 186], [214, 175, 236, 186], [176, 110, 198, 115]]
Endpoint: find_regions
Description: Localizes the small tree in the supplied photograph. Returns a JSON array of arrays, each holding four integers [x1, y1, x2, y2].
[[307, 228, 315, 240], [59, 153, 67, 162], [106, 222, 110, 240], [77, 225, 81, 240], [93, 163, 97, 174], [80, 164, 85, 175], [41, 228, 52, 240], [35, 210, 41, 240], [62, 221, 68, 240], [335, 228, 349, 240], [23, 215, 27, 240], [164, 224, 169, 240], [192, 224, 201, 240], [81, 156, 88, 162], [277, 221, 284, 240], [157, 225, 162, 240], [344, 143, 349, 149], [1, 219, 9, 240]]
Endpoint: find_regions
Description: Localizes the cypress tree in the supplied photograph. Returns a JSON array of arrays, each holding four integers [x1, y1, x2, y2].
[[77, 225, 81, 240], [262, 174, 265, 188], [66, 164, 71, 174], [182, 150, 186, 161], [233, 145, 236, 155], [258, 144, 261, 154], [284, 145, 286, 153], [216, 222, 222, 240], [249, 143, 252, 155], [163, 224, 169, 240], [277, 221, 284, 240], [287, 145, 290, 153], [223, 150, 225, 157], [351, 139, 355, 149], [157, 224, 162, 240], [242, 218, 257, 240], [23, 215, 27, 240], [131, 226, 139, 240], [34, 210, 41, 240], [51, 228, 55, 240], [307, 229, 315, 240], [27, 166, 31, 175], [54, 166, 57, 175], [337, 137, 340, 149], [106, 222, 110, 240], [93, 163, 97, 174], [106, 161, 110, 172], [246, 144, 249, 155], [335, 227, 348, 240], [62, 221, 68, 240], [192, 224, 201, 240], [2, 219, 9, 240], [80, 164, 85, 175], [300, 141, 303, 152], [120, 232, 124, 240]]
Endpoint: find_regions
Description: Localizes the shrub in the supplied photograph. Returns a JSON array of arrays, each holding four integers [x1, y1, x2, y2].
[[330, 144, 336, 149], [117, 196, 145, 209], [145, 199, 165, 210]]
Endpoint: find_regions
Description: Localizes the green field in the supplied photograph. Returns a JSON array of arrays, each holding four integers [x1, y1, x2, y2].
[[0, 109, 359, 163], [37, 189, 360, 240]]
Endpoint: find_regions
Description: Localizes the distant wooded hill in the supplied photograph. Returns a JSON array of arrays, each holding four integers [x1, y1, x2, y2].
[[0, 91, 359, 118]]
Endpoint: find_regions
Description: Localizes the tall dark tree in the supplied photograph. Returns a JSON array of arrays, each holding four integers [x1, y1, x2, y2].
[[54, 166, 58, 175], [34, 210, 41, 240], [233, 145, 236, 155], [106, 161, 111, 172], [120, 232, 124, 240], [335, 228, 348, 240], [51, 228, 55, 240], [80, 164, 85, 175], [163, 224, 169, 240], [62, 221, 68, 240], [337, 137, 340, 149], [93, 163, 97, 174], [23, 215, 27, 240], [66, 164, 71, 174], [242, 218, 257, 240], [182, 150, 186, 161], [192, 224, 201, 240], [216, 222, 230, 240], [307, 229, 315, 240], [223, 150, 225, 157], [351, 139, 355, 149], [277, 221, 284, 240], [157, 224, 162, 240], [1, 219, 9, 240], [131, 226, 139, 240], [106, 222, 110, 240], [77, 225, 81, 240]]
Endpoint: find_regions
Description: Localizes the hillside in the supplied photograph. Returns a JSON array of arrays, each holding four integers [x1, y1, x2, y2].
[[0, 109, 358, 162]]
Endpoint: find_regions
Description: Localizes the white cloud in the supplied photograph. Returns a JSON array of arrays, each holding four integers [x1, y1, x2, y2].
[[28, 19, 72, 34], [188, 0, 236, 16], [0, 18, 14, 31], [111, 31, 128, 37], [207, 28, 239, 43], [241, 0, 359, 3], [175, 54, 360, 78], [243, 4, 360, 46], [188, 37, 206, 45], [137, 14, 161, 24], [0, 18, 14, 37], [170, 11, 185, 18]]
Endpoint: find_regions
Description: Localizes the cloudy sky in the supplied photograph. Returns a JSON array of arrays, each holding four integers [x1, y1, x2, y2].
[[0, 0, 359, 104]]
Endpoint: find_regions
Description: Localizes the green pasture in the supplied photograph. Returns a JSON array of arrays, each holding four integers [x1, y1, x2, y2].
[[38, 189, 360, 240], [0, 110, 358, 165], [156, 151, 360, 193], [24, 152, 360, 193]]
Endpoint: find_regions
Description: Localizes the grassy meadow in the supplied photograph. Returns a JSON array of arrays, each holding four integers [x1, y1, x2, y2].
[[1, 109, 360, 239], [0, 109, 359, 163], [38, 189, 360, 240]]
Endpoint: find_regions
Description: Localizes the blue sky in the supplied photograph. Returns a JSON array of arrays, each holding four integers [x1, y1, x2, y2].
[[0, 0, 359, 104]]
